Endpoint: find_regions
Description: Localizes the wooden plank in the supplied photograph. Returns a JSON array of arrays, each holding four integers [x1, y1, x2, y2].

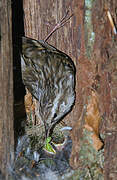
[[0, 0, 14, 178]]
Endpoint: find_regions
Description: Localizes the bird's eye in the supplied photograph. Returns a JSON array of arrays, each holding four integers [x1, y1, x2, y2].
[[53, 113, 57, 118]]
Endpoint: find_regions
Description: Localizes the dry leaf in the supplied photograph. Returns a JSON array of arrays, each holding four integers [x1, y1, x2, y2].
[[24, 89, 33, 114], [24, 89, 36, 125], [84, 90, 103, 150]]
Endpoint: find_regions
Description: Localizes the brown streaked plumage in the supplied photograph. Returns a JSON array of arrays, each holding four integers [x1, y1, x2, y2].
[[21, 10, 75, 138], [21, 37, 75, 138]]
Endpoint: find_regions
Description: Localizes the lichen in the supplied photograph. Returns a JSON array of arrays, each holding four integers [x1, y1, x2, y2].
[[78, 129, 104, 180], [84, 0, 95, 58]]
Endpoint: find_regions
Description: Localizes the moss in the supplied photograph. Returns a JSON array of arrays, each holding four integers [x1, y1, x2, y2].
[[78, 129, 104, 179]]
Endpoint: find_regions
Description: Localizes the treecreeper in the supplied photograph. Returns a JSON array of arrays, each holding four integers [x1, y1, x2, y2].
[[21, 11, 76, 153]]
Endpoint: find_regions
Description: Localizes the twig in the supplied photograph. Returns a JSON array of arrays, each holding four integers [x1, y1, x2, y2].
[[107, 10, 117, 35], [44, 10, 73, 42]]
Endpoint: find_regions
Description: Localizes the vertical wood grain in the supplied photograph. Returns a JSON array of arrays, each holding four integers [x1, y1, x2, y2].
[[0, 0, 14, 178]]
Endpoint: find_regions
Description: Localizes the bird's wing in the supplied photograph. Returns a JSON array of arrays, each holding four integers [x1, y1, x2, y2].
[[21, 36, 76, 124]]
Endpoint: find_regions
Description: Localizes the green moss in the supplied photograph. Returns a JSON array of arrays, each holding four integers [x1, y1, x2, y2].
[[78, 129, 104, 179]]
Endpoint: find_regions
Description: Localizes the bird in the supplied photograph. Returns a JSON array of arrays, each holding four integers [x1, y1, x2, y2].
[[21, 11, 76, 151]]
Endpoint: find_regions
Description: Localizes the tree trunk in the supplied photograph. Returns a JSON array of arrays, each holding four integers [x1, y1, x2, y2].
[[23, 0, 117, 178], [0, 0, 14, 178]]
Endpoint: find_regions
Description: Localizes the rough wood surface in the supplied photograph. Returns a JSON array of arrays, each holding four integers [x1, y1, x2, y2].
[[92, 1, 117, 179], [0, 0, 14, 177], [23, 0, 117, 176]]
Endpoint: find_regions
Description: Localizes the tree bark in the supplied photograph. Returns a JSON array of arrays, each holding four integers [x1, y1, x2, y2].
[[0, 0, 14, 178], [23, 0, 117, 178]]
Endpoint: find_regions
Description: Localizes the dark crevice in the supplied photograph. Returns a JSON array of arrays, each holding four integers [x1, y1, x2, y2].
[[12, 0, 26, 144]]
